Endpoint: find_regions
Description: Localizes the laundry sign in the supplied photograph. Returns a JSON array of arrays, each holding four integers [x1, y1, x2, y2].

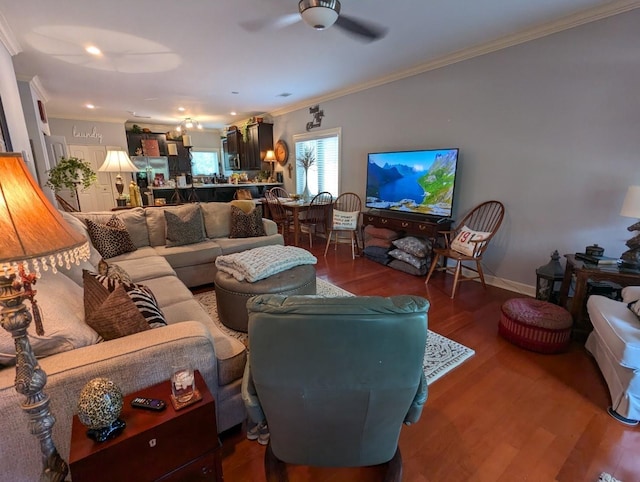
[[72, 125, 103, 144]]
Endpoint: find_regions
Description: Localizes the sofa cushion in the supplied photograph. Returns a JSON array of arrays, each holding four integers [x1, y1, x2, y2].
[[229, 205, 267, 238], [200, 202, 232, 239], [86, 216, 137, 259], [153, 240, 222, 269], [110, 256, 176, 284], [74, 208, 149, 248], [0, 269, 100, 365], [164, 205, 206, 247], [215, 234, 284, 256], [141, 275, 198, 310]]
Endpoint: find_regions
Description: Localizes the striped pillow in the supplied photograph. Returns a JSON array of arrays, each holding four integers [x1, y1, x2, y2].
[[83, 270, 167, 329]]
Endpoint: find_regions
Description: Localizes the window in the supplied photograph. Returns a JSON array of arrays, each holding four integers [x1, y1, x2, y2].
[[293, 128, 341, 197], [190, 150, 220, 175]]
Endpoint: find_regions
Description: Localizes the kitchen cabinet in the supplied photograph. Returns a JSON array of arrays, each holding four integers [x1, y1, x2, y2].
[[126, 132, 168, 157], [244, 122, 273, 170]]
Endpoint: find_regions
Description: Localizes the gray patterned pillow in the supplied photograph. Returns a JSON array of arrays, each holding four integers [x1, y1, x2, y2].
[[164, 206, 205, 247], [389, 248, 427, 269], [229, 205, 266, 238], [392, 236, 432, 258], [86, 216, 137, 259]]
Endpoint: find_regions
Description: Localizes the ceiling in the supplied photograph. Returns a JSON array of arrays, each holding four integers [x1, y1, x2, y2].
[[0, 0, 633, 129]]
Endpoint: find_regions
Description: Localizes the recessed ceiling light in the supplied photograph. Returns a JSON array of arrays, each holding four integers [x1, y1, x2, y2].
[[178, 106, 185, 112], [86, 104, 95, 109], [231, 91, 239, 95], [277, 92, 293, 97], [230, 111, 237, 116], [85, 46, 101, 56]]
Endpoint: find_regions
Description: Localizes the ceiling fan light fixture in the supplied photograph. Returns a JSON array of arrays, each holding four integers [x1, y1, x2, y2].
[[299, 0, 340, 30]]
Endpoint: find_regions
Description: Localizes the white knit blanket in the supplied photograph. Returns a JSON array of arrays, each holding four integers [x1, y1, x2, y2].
[[215, 245, 317, 283]]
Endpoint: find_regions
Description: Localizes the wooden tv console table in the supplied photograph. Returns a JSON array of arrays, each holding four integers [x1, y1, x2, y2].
[[362, 210, 452, 240]]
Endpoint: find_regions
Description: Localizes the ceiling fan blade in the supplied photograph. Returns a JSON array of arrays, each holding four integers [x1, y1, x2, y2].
[[335, 14, 387, 42], [240, 13, 301, 33]]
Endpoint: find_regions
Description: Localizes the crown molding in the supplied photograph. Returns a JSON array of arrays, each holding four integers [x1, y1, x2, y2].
[[28, 75, 49, 103], [270, 0, 640, 118], [0, 11, 21, 55]]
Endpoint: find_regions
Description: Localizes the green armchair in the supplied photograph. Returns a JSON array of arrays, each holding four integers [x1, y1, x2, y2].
[[242, 294, 429, 481]]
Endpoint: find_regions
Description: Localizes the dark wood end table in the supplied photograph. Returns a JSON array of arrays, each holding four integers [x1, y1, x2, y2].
[[558, 254, 640, 339], [69, 371, 222, 482]]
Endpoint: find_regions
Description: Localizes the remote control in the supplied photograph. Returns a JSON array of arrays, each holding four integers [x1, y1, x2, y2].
[[130, 397, 166, 411]]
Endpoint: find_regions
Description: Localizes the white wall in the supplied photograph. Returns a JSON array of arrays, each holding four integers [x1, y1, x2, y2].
[[48, 118, 128, 149], [0, 40, 35, 177], [272, 10, 640, 290]]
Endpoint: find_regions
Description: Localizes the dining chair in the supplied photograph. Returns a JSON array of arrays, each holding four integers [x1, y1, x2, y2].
[[269, 186, 289, 199], [324, 192, 362, 259], [425, 200, 505, 298], [299, 191, 333, 248], [264, 190, 291, 243]]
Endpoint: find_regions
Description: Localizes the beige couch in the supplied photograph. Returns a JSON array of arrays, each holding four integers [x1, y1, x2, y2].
[[0, 202, 283, 482]]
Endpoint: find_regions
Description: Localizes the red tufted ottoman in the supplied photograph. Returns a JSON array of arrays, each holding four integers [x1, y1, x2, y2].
[[499, 298, 573, 354]]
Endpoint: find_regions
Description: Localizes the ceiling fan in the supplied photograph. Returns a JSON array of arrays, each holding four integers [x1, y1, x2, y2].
[[241, 0, 387, 43]]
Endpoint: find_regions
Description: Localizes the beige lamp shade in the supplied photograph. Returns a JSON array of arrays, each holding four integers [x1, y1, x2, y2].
[[0, 153, 89, 272], [620, 185, 640, 218], [264, 150, 276, 162], [99, 150, 139, 173]]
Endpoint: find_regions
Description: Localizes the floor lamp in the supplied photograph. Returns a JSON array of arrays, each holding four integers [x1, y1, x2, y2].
[[0, 153, 90, 481]]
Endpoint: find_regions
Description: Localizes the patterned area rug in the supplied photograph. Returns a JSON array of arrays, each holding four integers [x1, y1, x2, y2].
[[194, 278, 475, 384]]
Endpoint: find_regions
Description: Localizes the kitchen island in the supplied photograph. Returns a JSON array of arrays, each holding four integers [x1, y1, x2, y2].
[[150, 182, 284, 203]]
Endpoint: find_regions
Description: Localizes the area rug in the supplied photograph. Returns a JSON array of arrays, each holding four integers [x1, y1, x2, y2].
[[194, 278, 475, 384]]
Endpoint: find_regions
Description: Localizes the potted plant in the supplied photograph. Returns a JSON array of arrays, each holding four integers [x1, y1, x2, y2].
[[46, 156, 97, 211]]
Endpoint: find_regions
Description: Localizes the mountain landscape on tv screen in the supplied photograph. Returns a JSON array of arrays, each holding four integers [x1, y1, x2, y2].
[[366, 150, 457, 216]]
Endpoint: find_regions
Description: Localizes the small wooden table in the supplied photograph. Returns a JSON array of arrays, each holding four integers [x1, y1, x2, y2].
[[282, 200, 310, 246], [558, 254, 640, 338], [69, 371, 222, 482]]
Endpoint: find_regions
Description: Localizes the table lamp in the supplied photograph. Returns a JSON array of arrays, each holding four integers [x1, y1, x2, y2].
[[0, 153, 90, 481], [264, 149, 276, 181], [99, 149, 139, 205], [620, 185, 640, 269]]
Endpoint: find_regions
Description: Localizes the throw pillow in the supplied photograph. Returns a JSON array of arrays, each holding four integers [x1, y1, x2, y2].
[[85, 284, 151, 341], [628, 300, 640, 319], [392, 236, 432, 258], [389, 248, 427, 269], [0, 269, 100, 365], [388, 259, 428, 276], [86, 216, 137, 259], [164, 206, 205, 247], [363, 224, 400, 241], [450, 225, 491, 257], [98, 259, 133, 284], [331, 210, 359, 230], [364, 237, 394, 249], [231, 199, 258, 214], [229, 205, 266, 238], [83, 270, 168, 330]]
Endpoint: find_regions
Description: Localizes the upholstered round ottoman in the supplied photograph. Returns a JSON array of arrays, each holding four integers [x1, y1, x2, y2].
[[214, 265, 317, 332], [499, 298, 573, 354]]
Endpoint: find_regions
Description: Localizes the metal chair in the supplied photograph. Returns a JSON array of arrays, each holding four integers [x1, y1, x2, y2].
[[425, 200, 505, 298], [299, 191, 333, 248], [264, 190, 291, 243], [324, 192, 362, 259]]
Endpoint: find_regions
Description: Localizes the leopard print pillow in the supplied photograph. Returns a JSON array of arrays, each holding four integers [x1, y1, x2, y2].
[[86, 216, 137, 259], [229, 205, 266, 238]]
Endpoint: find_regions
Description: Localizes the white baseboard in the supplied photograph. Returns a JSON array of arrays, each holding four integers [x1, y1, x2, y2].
[[459, 267, 536, 297]]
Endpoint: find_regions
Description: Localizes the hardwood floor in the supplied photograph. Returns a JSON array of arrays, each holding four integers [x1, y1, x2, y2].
[[218, 241, 639, 482]]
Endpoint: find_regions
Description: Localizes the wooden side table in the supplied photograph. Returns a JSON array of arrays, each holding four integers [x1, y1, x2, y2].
[[69, 371, 222, 482], [558, 254, 640, 339]]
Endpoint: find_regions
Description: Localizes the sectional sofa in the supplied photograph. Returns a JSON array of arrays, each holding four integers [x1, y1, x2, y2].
[[0, 202, 283, 482]]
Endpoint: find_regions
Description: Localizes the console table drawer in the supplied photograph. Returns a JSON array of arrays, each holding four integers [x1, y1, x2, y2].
[[363, 213, 448, 239]]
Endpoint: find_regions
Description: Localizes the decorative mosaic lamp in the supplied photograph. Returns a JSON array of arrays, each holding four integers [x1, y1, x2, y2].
[[0, 153, 90, 480], [77, 378, 126, 442]]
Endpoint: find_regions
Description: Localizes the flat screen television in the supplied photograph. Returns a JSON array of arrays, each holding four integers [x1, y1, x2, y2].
[[366, 148, 459, 219]]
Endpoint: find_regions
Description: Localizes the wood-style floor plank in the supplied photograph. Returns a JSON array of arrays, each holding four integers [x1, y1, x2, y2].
[[216, 240, 638, 482]]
